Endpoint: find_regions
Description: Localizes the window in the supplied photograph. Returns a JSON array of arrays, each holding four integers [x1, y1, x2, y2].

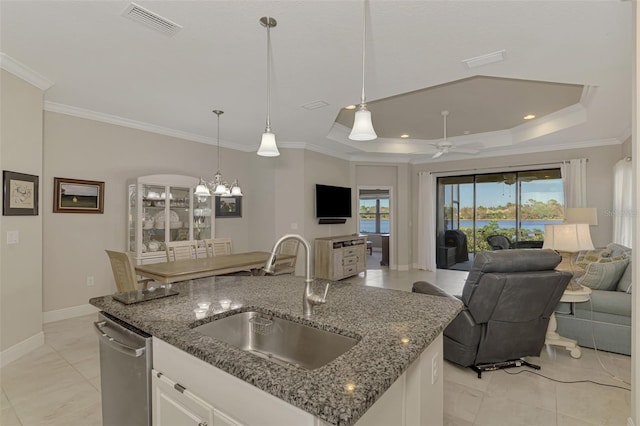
[[437, 169, 563, 256], [359, 190, 390, 234]]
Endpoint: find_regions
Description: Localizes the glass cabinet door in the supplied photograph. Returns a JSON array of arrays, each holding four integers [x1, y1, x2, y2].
[[193, 195, 212, 241], [167, 186, 191, 242]]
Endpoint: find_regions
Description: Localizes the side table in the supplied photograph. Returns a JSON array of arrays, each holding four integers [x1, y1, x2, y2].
[[545, 285, 592, 358]]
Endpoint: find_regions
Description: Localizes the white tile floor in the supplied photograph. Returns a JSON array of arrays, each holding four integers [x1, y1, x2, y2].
[[1, 268, 632, 426]]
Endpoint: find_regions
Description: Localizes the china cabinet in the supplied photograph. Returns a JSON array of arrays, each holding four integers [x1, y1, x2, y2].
[[128, 175, 214, 264]]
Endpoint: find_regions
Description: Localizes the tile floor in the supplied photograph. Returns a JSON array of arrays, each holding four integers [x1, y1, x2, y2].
[[1, 268, 632, 426]]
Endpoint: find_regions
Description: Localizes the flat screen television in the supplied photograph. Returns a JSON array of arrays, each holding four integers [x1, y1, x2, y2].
[[315, 184, 352, 218]]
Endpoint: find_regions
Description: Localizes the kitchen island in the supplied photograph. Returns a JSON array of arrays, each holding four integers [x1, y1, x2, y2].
[[90, 276, 462, 426]]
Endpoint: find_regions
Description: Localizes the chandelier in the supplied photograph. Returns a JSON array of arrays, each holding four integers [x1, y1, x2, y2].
[[195, 110, 243, 198]]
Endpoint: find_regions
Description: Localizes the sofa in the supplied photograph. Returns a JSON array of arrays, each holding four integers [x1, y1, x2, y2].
[[555, 243, 632, 355]]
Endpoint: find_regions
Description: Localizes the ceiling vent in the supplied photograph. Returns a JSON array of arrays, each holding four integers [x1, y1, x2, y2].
[[301, 100, 329, 110], [122, 3, 182, 36], [462, 50, 506, 69]]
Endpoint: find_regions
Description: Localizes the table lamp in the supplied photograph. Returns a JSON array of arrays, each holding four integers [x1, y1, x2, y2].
[[542, 223, 594, 290]]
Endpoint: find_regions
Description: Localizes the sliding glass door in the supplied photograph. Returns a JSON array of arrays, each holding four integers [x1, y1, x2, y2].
[[436, 169, 563, 266]]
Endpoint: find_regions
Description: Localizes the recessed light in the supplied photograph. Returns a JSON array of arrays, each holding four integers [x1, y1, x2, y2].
[[463, 130, 470, 135], [400, 134, 409, 138], [345, 105, 357, 110], [523, 114, 536, 120]]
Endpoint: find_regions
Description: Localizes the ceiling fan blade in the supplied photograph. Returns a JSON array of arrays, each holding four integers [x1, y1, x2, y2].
[[432, 151, 444, 159]]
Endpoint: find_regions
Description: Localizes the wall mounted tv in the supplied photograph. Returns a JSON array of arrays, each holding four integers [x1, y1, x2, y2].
[[315, 184, 352, 220]]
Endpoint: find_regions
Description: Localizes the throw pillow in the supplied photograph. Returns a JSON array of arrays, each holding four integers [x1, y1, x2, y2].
[[575, 248, 612, 270], [576, 258, 630, 291]]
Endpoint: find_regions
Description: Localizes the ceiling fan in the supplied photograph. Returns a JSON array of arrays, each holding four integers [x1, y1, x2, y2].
[[431, 111, 480, 159]]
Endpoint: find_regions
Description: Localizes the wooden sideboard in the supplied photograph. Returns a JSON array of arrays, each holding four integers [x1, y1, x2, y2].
[[314, 235, 366, 280]]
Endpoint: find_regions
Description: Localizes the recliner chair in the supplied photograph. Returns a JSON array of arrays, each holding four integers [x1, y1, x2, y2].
[[412, 249, 571, 377]]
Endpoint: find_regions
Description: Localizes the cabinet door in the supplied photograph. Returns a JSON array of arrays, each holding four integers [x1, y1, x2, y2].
[[152, 370, 243, 426], [153, 370, 214, 426]]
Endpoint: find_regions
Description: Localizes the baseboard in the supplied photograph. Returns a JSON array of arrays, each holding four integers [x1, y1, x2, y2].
[[43, 303, 99, 323], [0, 331, 45, 368], [397, 264, 410, 271]]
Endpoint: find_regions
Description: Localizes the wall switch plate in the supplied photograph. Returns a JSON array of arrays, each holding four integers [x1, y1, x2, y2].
[[431, 352, 439, 384], [86, 276, 95, 286], [7, 230, 19, 244]]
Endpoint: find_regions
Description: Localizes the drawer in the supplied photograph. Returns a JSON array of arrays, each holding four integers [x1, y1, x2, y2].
[[343, 255, 357, 266], [343, 264, 357, 275], [344, 247, 358, 256]]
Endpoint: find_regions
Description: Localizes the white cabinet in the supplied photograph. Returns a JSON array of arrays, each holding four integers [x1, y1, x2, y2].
[[128, 174, 214, 264], [152, 369, 241, 426], [314, 235, 366, 280], [152, 335, 443, 426]]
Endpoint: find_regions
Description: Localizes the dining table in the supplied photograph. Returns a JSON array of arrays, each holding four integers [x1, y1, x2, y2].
[[135, 251, 296, 284]]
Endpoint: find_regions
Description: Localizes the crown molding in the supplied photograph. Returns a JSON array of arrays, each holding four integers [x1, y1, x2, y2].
[[0, 53, 54, 91], [44, 101, 251, 151]]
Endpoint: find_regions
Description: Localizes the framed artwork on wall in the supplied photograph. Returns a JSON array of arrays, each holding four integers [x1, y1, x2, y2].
[[215, 196, 242, 218], [53, 177, 105, 214], [3, 170, 39, 216]]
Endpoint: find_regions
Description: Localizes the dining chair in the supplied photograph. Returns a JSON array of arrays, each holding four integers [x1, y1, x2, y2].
[[203, 238, 233, 257], [165, 240, 199, 262], [268, 238, 300, 275], [105, 250, 153, 292]]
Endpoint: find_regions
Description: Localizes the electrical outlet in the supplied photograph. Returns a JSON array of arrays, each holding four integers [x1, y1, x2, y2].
[[431, 352, 439, 384], [86, 276, 95, 286]]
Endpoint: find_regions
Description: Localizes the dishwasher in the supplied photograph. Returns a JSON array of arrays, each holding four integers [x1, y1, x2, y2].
[[95, 312, 152, 426]]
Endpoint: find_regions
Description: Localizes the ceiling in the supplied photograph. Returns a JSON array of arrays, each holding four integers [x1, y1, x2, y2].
[[0, 1, 632, 163]]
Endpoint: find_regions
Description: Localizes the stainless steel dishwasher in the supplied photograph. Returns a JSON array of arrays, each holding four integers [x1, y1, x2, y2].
[[95, 312, 152, 426]]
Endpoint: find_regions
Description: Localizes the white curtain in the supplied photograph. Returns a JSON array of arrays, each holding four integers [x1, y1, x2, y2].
[[613, 158, 633, 247], [417, 172, 436, 271], [561, 158, 587, 208]]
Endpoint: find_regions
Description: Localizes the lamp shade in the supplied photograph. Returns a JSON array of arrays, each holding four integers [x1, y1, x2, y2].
[[542, 223, 595, 252], [194, 179, 211, 197], [349, 106, 377, 141], [257, 131, 279, 157], [564, 208, 598, 226]]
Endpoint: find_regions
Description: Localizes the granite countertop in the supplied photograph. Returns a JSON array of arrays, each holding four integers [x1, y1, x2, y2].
[[90, 276, 463, 426]]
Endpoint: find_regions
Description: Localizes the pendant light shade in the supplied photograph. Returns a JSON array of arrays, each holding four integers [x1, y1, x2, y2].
[[257, 131, 279, 157], [349, 1, 377, 141], [349, 104, 377, 141], [257, 16, 280, 157]]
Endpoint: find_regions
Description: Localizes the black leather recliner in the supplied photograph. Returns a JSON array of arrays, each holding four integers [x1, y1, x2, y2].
[[413, 249, 572, 377]]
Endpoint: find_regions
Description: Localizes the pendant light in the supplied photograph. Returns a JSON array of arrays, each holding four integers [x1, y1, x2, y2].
[[349, 1, 377, 141], [257, 16, 280, 157]]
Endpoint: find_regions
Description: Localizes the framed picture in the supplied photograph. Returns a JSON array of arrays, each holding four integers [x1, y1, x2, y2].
[[215, 196, 242, 218], [53, 177, 105, 214], [3, 170, 39, 216]]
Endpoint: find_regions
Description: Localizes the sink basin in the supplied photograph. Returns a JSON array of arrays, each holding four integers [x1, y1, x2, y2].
[[194, 311, 359, 370]]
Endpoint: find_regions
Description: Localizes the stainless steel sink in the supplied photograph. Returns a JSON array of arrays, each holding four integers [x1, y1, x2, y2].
[[193, 311, 359, 370]]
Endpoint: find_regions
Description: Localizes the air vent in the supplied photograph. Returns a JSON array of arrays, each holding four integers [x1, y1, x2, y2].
[[122, 3, 182, 36], [301, 100, 329, 110], [461, 50, 506, 69]]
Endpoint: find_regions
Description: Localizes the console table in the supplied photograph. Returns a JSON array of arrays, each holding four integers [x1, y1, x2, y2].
[[314, 235, 366, 280]]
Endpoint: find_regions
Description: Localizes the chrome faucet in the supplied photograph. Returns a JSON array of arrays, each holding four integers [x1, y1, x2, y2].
[[264, 234, 329, 317]]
